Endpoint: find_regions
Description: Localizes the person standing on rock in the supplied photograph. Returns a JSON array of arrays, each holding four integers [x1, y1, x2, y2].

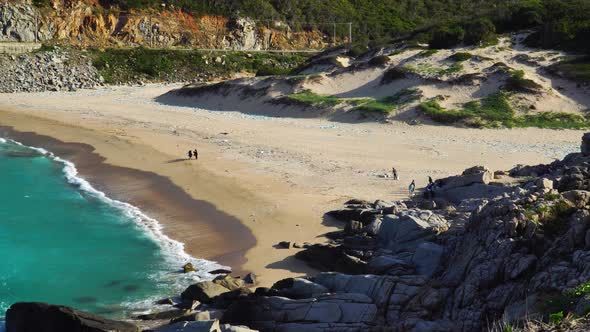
[[187, 150, 193, 160], [193, 148, 198, 160], [392, 167, 398, 180], [409, 180, 416, 198], [428, 176, 434, 185]]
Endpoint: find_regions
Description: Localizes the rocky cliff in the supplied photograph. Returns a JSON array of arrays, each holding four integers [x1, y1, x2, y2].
[[0, 0, 328, 50]]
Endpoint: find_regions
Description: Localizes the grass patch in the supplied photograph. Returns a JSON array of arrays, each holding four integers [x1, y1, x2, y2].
[[287, 88, 420, 114], [504, 69, 543, 94], [419, 93, 590, 129], [448, 52, 473, 62], [286, 90, 344, 107], [418, 49, 439, 57], [551, 56, 590, 84], [89, 48, 309, 84], [404, 62, 463, 76], [352, 88, 420, 114]]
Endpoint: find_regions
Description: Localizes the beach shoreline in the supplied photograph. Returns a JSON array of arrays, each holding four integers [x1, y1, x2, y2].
[[0, 124, 255, 273]]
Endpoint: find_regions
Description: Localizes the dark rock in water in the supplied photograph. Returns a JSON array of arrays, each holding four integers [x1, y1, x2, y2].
[[123, 285, 139, 292], [174, 299, 201, 311], [182, 262, 196, 273], [181, 281, 230, 304], [155, 298, 175, 305], [73, 297, 97, 304], [243, 273, 257, 284], [5, 302, 139, 332], [105, 280, 123, 287], [208, 269, 232, 275], [137, 309, 189, 321]]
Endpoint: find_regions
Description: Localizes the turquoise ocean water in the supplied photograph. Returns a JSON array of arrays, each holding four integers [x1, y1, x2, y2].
[[0, 138, 221, 325]]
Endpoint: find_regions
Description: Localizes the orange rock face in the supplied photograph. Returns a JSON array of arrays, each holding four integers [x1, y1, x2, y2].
[[7, 0, 330, 49]]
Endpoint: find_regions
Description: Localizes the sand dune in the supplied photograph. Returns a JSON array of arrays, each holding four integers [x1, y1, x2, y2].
[[163, 33, 590, 125]]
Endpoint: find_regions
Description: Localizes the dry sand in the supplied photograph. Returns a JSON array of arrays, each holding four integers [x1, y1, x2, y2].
[[0, 84, 584, 286]]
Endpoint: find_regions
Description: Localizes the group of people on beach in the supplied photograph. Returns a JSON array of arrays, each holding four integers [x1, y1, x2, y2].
[[392, 167, 436, 199], [187, 148, 199, 160]]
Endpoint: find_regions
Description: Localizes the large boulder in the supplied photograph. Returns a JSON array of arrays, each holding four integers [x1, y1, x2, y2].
[[582, 132, 590, 156], [377, 212, 447, 253], [438, 167, 492, 190], [5, 302, 139, 332], [271, 278, 329, 299], [222, 294, 377, 329], [182, 281, 231, 304], [154, 320, 220, 332], [434, 167, 510, 203], [411, 242, 444, 277], [213, 275, 245, 291], [295, 244, 368, 274]]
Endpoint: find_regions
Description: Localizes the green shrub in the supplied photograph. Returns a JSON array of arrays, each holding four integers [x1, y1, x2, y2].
[[549, 311, 564, 325], [352, 88, 420, 114], [418, 49, 439, 57], [419, 93, 590, 129], [286, 90, 343, 107], [448, 52, 473, 62], [550, 57, 590, 84], [464, 18, 497, 46], [504, 70, 543, 94], [429, 24, 465, 49]]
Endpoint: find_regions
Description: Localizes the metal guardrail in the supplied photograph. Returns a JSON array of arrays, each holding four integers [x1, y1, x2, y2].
[[0, 42, 41, 54]]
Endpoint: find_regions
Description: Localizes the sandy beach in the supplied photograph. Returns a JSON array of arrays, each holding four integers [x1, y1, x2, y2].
[[0, 84, 584, 287]]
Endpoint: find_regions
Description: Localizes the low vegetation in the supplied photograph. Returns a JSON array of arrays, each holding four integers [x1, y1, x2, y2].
[[352, 88, 420, 114], [418, 49, 439, 57], [89, 48, 309, 84], [403, 62, 463, 76], [551, 57, 590, 84], [448, 52, 473, 62], [285, 90, 344, 107], [419, 93, 590, 129], [286, 88, 420, 114], [504, 70, 543, 94]]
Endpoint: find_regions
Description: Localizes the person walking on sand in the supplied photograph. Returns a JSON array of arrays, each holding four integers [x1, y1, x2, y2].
[[409, 180, 416, 198], [392, 167, 398, 180], [193, 148, 199, 160], [187, 150, 193, 160]]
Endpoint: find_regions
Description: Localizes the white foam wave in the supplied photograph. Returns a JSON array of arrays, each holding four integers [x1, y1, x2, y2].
[[0, 138, 228, 311]]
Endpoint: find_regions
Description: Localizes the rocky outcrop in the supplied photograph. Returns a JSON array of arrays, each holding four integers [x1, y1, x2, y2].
[[5, 302, 140, 332], [0, 0, 328, 50], [181, 281, 231, 304], [207, 132, 590, 331]]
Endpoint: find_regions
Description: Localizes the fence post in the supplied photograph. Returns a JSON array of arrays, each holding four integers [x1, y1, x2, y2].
[[34, 13, 38, 43], [149, 15, 153, 48], [348, 22, 352, 44], [333, 22, 336, 46]]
